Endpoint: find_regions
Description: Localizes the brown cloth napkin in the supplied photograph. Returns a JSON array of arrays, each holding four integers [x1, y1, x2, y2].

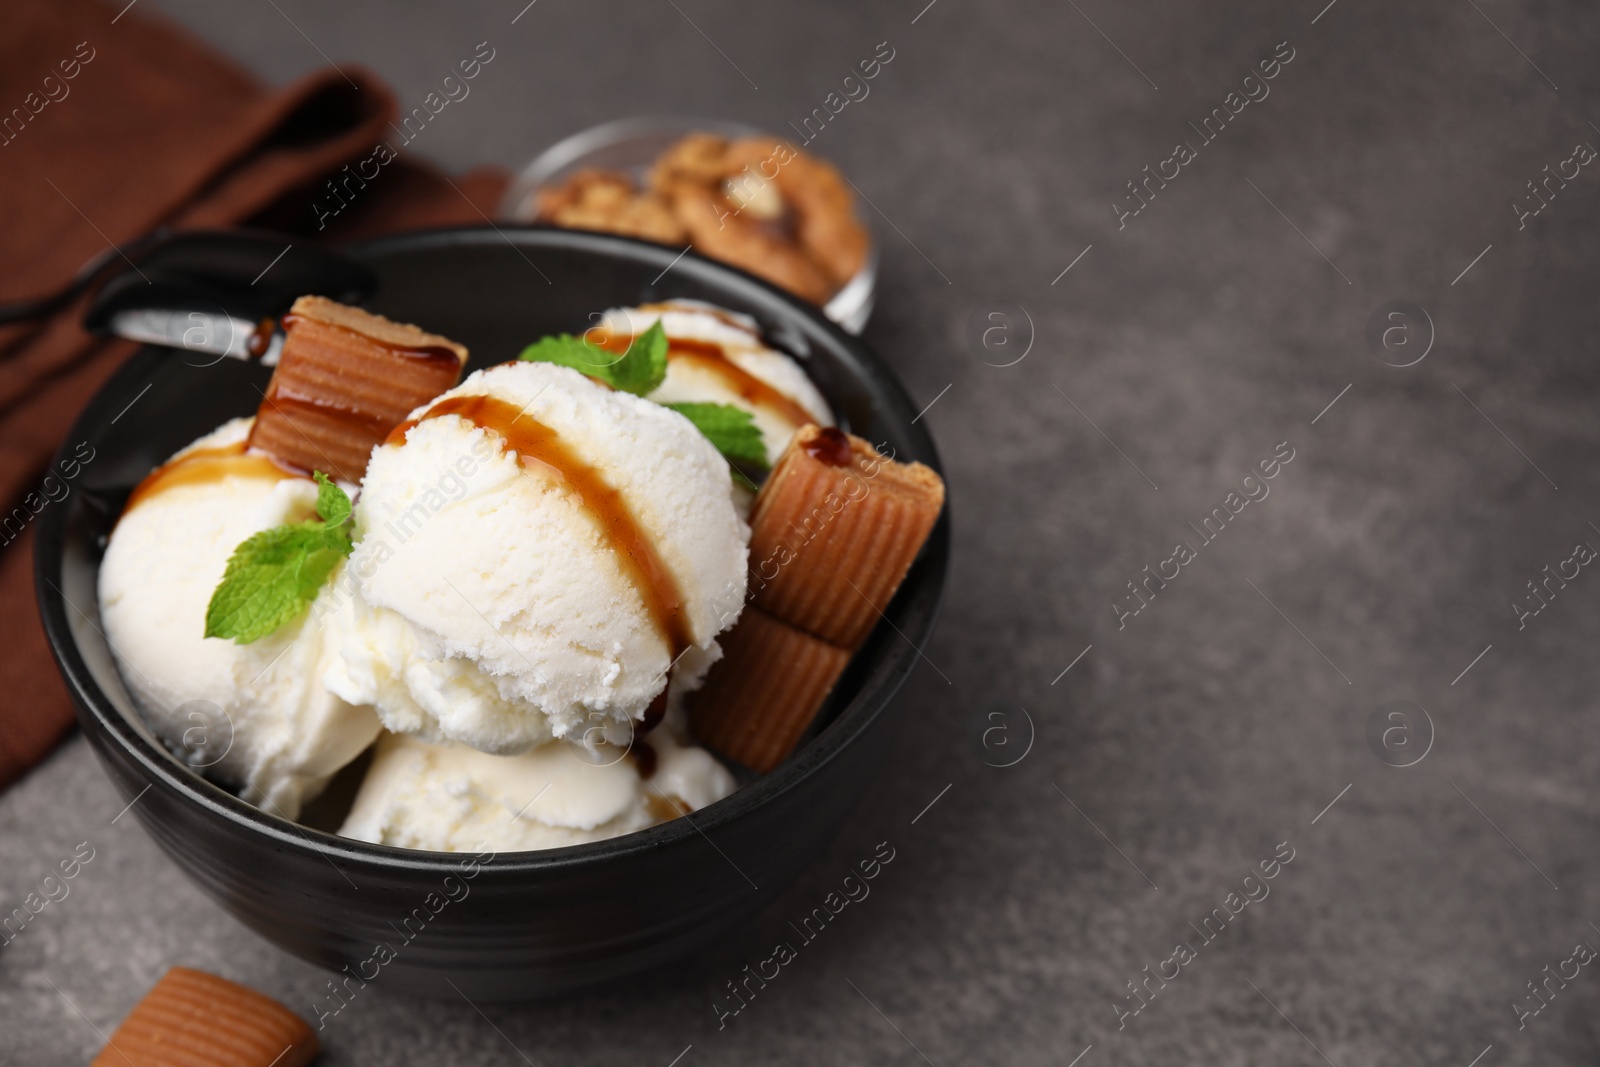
[[0, 0, 510, 789]]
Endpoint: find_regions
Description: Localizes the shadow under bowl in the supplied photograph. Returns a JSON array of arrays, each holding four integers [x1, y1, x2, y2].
[[35, 226, 947, 1001]]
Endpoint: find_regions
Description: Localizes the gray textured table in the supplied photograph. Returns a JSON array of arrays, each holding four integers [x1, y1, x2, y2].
[[5, 1, 1600, 1063]]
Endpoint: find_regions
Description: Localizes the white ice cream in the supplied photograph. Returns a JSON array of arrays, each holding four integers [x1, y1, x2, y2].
[[600, 301, 834, 466], [339, 719, 736, 852], [324, 362, 749, 755], [97, 419, 381, 818]]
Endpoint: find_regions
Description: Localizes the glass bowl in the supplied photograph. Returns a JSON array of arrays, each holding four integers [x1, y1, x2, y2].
[[500, 116, 877, 334]]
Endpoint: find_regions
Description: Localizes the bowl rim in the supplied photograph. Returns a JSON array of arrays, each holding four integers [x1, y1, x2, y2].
[[35, 224, 948, 876]]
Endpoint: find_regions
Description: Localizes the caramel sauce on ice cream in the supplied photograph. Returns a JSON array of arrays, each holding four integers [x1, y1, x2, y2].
[[387, 394, 693, 658], [123, 440, 301, 514], [594, 331, 815, 429]]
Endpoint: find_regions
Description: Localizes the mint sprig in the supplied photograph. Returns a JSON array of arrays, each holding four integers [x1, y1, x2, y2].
[[204, 472, 354, 644], [518, 321, 667, 396], [518, 322, 770, 471], [664, 402, 769, 470]]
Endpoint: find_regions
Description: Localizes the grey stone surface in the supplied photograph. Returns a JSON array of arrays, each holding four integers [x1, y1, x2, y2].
[[4, 0, 1600, 1063]]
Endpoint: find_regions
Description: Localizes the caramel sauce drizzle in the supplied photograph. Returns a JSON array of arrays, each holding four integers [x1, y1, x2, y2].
[[802, 426, 854, 467], [246, 316, 277, 358], [386, 394, 692, 658], [593, 331, 815, 429], [637, 302, 761, 339], [122, 440, 303, 514]]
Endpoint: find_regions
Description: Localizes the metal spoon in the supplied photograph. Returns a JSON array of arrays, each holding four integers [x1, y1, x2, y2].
[[81, 229, 376, 364]]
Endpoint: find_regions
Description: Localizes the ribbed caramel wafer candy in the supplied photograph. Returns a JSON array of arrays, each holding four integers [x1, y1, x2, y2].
[[690, 605, 850, 773], [248, 295, 467, 483], [90, 966, 318, 1067], [749, 425, 944, 649]]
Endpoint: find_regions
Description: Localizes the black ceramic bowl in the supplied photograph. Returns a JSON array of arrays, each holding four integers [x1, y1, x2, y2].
[[35, 227, 947, 1000]]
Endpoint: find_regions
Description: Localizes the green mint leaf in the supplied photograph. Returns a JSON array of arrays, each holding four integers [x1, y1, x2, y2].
[[517, 320, 667, 397], [314, 471, 354, 554], [610, 321, 668, 396], [204, 526, 344, 642], [517, 333, 619, 376], [204, 470, 356, 644], [321, 521, 353, 556], [664, 402, 769, 470], [314, 471, 352, 527]]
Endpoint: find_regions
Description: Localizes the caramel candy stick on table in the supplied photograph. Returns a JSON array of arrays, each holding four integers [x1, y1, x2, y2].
[[690, 605, 851, 774], [749, 425, 945, 649], [248, 295, 468, 483], [91, 966, 318, 1067]]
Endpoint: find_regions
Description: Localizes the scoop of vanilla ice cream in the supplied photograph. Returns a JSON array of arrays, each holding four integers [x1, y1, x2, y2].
[[97, 418, 381, 818], [339, 726, 735, 852], [324, 361, 749, 755], [600, 301, 833, 466]]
